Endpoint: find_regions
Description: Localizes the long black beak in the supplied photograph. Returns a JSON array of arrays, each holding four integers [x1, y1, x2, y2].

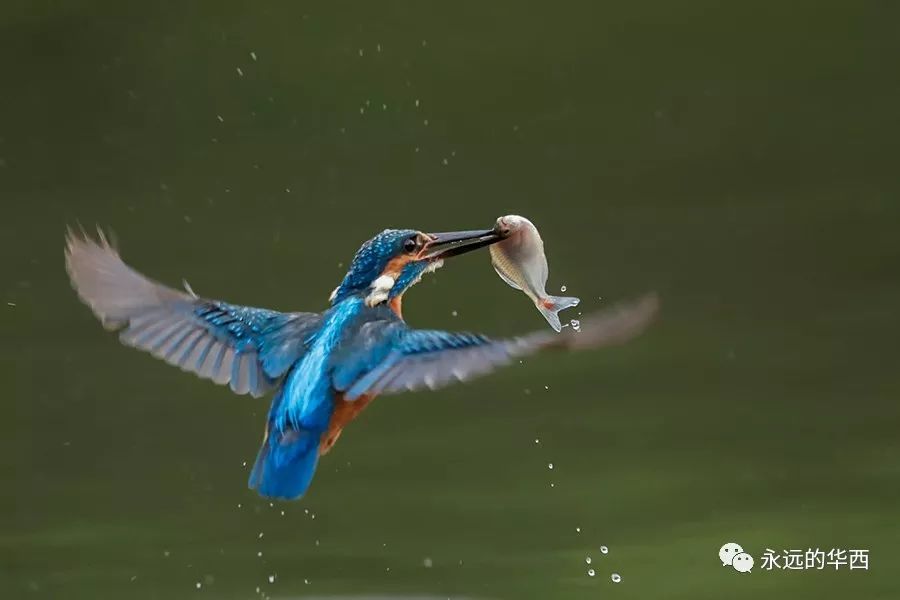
[[420, 228, 503, 260]]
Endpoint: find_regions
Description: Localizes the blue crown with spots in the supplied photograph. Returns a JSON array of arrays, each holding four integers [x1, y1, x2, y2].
[[331, 229, 418, 304]]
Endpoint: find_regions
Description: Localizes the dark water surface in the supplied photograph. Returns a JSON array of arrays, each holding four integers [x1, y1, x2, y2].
[[2, 1, 899, 599]]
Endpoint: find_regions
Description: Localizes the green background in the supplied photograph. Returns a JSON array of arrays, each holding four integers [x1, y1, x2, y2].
[[2, 1, 898, 598]]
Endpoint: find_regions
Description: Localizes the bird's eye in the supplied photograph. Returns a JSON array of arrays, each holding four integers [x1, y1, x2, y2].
[[403, 237, 417, 253]]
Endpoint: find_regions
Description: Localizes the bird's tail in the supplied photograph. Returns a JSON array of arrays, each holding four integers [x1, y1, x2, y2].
[[248, 424, 322, 501], [536, 295, 581, 332]]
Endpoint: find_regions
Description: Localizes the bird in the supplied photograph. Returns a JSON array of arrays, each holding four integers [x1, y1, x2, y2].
[[65, 225, 658, 501]]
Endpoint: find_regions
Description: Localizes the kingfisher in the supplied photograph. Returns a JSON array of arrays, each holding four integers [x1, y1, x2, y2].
[[66, 225, 657, 500]]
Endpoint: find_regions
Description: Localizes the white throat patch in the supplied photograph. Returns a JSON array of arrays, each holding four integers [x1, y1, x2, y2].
[[365, 274, 396, 307]]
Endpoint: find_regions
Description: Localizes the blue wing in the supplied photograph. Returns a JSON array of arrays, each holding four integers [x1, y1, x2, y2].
[[332, 318, 539, 401], [332, 293, 661, 401], [65, 231, 321, 397]]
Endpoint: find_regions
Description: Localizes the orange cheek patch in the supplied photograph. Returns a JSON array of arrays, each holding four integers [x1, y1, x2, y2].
[[379, 255, 416, 317], [383, 255, 414, 278]]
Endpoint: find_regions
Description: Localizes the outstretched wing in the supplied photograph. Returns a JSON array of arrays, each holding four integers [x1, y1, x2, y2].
[[65, 230, 321, 397], [333, 293, 660, 401]]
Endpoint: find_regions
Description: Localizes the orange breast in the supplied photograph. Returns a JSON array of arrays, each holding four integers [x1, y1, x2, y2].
[[319, 393, 375, 455]]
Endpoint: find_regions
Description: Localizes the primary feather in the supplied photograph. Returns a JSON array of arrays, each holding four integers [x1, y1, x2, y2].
[[65, 230, 321, 397]]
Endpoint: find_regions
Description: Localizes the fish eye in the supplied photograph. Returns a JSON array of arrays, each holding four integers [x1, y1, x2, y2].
[[403, 237, 417, 253]]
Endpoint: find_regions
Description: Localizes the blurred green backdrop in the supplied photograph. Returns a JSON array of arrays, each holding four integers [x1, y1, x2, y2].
[[1, 1, 898, 599]]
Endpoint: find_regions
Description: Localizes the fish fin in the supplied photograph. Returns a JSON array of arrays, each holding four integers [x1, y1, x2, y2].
[[491, 261, 523, 291], [536, 295, 581, 332]]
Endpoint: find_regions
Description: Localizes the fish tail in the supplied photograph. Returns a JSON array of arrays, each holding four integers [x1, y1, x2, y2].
[[536, 295, 581, 332]]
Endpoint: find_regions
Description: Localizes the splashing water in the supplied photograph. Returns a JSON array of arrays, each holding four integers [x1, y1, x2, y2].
[[570, 319, 581, 332]]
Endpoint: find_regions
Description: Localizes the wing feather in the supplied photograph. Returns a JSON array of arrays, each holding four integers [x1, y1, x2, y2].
[[66, 230, 322, 398], [338, 293, 660, 400]]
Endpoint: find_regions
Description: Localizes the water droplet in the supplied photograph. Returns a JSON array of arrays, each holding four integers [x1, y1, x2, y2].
[[304, 578, 309, 584], [258, 532, 264, 539], [570, 319, 581, 332], [358, 48, 364, 57], [268, 574, 276, 584], [534, 438, 540, 444], [548, 463, 554, 470], [195, 582, 202, 589], [382, 103, 387, 110], [560, 285, 567, 292], [423, 557, 433, 568], [451, 310, 458, 317], [257, 551, 263, 557], [587, 569, 595, 577], [611, 573, 622, 583], [280, 510, 285, 516], [600, 545, 609, 554], [415, 99, 420, 107], [250, 51, 257, 61], [576, 527, 581, 533], [442, 158, 448, 165], [586, 556, 592, 564], [236, 67, 244, 77], [423, 119, 429, 126], [376, 43, 382, 52], [216, 115, 224, 123], [163, 550, 170, 557]]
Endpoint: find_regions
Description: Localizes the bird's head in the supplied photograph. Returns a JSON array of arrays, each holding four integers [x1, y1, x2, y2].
[[330, 227, 503, 307]]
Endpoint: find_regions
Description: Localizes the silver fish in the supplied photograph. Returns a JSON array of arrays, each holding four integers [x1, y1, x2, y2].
[[490, 215, 580, 332]]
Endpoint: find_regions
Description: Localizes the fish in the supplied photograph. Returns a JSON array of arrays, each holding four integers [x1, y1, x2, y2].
[[489, 215, 580, 332]]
